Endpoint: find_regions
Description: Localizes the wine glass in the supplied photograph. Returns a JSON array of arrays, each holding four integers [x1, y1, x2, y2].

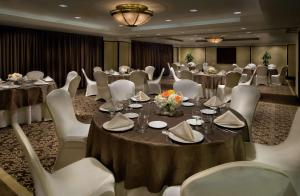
[[137, 111, 148, 133], [192, 108, 202, 131]]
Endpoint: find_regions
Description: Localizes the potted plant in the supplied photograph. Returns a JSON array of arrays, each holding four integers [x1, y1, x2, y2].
[[185, 52, 194, 63], [262, 51, 271, 66]]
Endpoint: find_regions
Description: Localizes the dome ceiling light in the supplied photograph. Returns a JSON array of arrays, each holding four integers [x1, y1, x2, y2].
[[206, 36, 223, 44], [110, 4, 153, 27]]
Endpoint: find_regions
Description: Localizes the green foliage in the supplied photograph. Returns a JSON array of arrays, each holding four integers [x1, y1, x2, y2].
[[262, 51, 271, 66], [185, 52, 194, 63]]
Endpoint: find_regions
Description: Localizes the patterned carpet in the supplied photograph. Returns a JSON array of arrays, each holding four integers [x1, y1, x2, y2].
[[0, 85, 299, 193]]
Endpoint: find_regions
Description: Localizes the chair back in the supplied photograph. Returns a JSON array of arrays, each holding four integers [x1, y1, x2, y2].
[[173, 79, 203, 99], [62, 71, 78, 89], [93, 71, 111, 101], [109, 80, 135, 102], [279, 66, 288, 83], [169, 67, 181, 82], [230, 86, 260, 136], [203, 62, 208, 72], [119, 65, 130, 74], [46, 89, 79, 141], [93, 66, 102, 72], [145, 66, 155, 80], [155, 68, 165, 82], [129, 71, 148, 93], [68, 75, 81, 98], [12, 123, 53, 196], [225, 71, 241, 88], [26, 71, 44, 80], [256, 65, 268, 76], [246, 63, 257, 70], [81, 68, 92, 83], [180, 70, 193, 80], [171, 63, 179, 72], [195, 64, 203, 72], [181, 161, 297, 196]]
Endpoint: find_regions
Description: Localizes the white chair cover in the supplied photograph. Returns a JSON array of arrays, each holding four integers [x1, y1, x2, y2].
[[81, 68, 97, 96], [26, 71, 44, 80], [217, 71, 241, 102], [109, 80, 135, 102], [46, 89, 90, 170], [169, 67, 181, 82], [255, 65, 268, 85], [271, 66, 288, 85], [93, 66, 102, 72], [61, 71, 78, 91], [180, 70, 193, 80], [173, 79, 203, 99], [94, 71, 112, 101], [119, 65, 130, 74], [144, 66, 155, 80], [129, 71, 148, 93], [12, 122, 115, 196], [148, 68, 165, 94], [202, 62, 208, 73]]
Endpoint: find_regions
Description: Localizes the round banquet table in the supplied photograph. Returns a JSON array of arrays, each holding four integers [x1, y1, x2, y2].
[[192, 73, 225, 98], [0, 81, 56, 127], [86, 101, 249, 193], [107, 74, 130, 83]]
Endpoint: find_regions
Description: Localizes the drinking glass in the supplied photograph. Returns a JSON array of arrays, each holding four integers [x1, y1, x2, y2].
[[192, 108, 202, 131], [137, 112, 148, 133]]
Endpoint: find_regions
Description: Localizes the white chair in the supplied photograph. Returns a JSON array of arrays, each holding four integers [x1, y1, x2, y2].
[[109, 80, 135, 102], [169, 67, 181, 82], [255, 65, 268, 86], [93, 66, 102, 72], [271, 65, 288, 85], [144, 66, 155, 80], [148, 68, 165, 94], [202, 62, 208, 73], [268, 64, 277, 70], [180, 70, 193, 80], [46, 89, 90, 170], [119, 65, 130, 74], [217, 71, 241, 102], [12, 122, 115, 196], [239, 69, 257, 86], [246, 107, 300, 195], [163, 161, 297, 196], [245, 63, 257, 70], [26, 71, 44, 80], [94, 71, 112, 101], [61, 71, 78, 92], [173, 79, 203, 99], [195, 64, 203, 72], [81, 68, 97, 96], [230, 86, 260, 139], [129, 71, 148, 93], [68, 75, 81, 98]]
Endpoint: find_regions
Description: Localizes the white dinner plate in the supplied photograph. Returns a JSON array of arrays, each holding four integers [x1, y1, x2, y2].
[[182, 102, 194, 107], [99, 105, 123, 112], [201, 109, 217, 115], [213, 119, 245, 129], [131, 96, 150, 102], [168, 130, 204, 144], [182, 97, 189, 102], [129, 103, 143, 109], [186, 119, 204, 126], [102, 121, 134, 132], [148, 121, 167, 129], [124, 112, 139, 119]]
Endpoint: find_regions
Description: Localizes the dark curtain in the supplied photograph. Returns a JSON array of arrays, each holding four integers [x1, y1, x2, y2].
[[0, 26, 104, 87], [131, 41, 173, 76]]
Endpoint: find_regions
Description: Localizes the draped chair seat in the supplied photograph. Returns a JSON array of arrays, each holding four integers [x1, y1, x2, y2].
[[148, 68, 165, 94], [81, 68, 97, 96]]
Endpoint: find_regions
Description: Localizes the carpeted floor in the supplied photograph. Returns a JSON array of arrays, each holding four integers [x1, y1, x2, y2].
[[0, 82, 299, 193]]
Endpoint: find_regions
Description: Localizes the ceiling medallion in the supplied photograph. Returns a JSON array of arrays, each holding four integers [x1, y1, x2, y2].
[[206, 36, 223, 44], [110, 4, 153, 27]]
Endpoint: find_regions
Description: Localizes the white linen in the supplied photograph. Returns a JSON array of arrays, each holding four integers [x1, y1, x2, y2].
[[204, 96, 223, 107], [169, 121, 195, 142], [106, 112, 134, 129], [214, 110, 244, 127]]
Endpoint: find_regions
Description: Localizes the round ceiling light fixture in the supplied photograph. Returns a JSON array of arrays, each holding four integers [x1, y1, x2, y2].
[[206, 36, 223, 44], [110, 4, 153, 27]]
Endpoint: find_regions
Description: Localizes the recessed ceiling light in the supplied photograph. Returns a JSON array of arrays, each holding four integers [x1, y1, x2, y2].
[[156, 33, 161, 36], [241, 27, 246, 30], [189, 9, 198, 13], [246, 31, 251, 34], [136, 35, 140, 37], [234, 11, 242, 15], [118, 24, 124, 27], [181, 31, 185, 34], [165, 19, 172, 22], [74, 16, 81, 19], [58, 4, 68, 8]]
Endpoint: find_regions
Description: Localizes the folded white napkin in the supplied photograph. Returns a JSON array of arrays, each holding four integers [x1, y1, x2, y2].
[[214, 111, 244, 127], [43, 76, 54, 82], [101, 100, 121, 111], [134, 91, 150, 101], [169, 121, 195, 142], [106, 112, 134, 129], [34, 80, 48, 85], [204, 96, 223, 107]]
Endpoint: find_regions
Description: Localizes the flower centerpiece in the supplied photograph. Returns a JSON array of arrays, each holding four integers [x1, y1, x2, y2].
[[154, 90, 183, 116], [8, 73, 23, 84], [207, 66, 217, 74]]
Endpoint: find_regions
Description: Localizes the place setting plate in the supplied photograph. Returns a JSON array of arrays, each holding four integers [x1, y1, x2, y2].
[[99, 105, 123, 112], [168, 130, 204, 144], [182, 102, 194, 107], [102, 122, 134, 132], [186, 119, 204, 126], [213, 120, 245, 129], [123, 112, 139, 119], [148, 121, 168, 129], [130, 97, 151, 102], [201, 109, 217, 115], [129, 103, 143, 109], [182, 97, 189, 102]]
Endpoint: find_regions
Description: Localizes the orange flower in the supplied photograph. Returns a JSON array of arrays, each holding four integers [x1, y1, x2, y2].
[[175, 95, 182, 103], [161, 91, 170, 98]]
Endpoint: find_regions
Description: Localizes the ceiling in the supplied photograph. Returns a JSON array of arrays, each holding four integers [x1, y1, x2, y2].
[[0, 0, 299, 46]]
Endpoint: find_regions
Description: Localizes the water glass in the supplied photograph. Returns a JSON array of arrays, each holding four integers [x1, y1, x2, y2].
[[137, 113, 148, 133], [192, 108, 202, 130]]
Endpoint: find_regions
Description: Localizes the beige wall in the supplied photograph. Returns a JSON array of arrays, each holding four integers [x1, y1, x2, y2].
[[119, 42, 131, 66], [236, 47, 251, 67], [288, 44, 296, 77], [179, 47, 205, 64], [173, 47, 179, 62], [104, 41, 118, 71]]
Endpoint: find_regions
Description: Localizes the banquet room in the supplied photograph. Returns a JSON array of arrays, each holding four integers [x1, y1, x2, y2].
[[0, 0, 300, 195]]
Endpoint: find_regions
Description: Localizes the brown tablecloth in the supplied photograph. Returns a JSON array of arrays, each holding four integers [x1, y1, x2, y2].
[[0, 82, 56, 110], [86, 102, 249, 192], [192, 74, 225, 89], [107, 74, 130, 83]]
